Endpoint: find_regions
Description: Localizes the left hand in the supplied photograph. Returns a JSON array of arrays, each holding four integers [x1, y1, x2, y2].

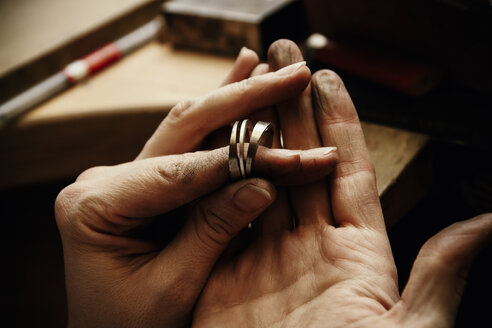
[[191, 40, 492, 328]]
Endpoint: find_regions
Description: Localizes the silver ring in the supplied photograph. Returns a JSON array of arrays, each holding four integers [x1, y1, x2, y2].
[[245, 121, 274, 177], [238, 119, 252, 178], [229, 120, 274, 180], [229, 121, 242, 180]]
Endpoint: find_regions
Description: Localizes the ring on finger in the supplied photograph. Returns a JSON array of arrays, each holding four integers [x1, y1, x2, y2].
[[245, 121, 274, 177], [229, 120, 274, 180]]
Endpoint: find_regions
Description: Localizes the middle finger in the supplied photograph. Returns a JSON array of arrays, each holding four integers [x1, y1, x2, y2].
[[268, 39, 334, 226]]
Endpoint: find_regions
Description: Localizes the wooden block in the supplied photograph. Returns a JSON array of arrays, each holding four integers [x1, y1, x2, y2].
[[163, 0, 307, 57]]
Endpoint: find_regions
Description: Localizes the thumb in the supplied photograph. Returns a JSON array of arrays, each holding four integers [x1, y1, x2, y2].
[[66, 146, 336, 220], [396, 213, 492, 327], [154, 178, 275, 295]]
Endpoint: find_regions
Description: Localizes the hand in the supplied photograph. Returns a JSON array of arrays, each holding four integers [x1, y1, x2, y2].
[[55, 53, 340, 328], [192, 40, 492, 328]]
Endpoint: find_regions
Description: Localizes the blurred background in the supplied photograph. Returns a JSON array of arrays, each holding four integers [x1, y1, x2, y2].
[[1, 0, 490, 326]]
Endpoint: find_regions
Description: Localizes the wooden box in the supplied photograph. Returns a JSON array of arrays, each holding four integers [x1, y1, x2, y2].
[[163, 0, 307, 57]]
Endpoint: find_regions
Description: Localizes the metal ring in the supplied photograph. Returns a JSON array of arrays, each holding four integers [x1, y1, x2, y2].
[[228, 121, 242, 180], [238, 119, 252, 178], [245, 121, 274, 177]]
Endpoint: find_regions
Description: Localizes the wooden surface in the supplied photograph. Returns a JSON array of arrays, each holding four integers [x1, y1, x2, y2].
[[13, 43, 234, 124], [0, 42, 429, 222], [0, 0, 161, 103], [0, 0, 153, 75]]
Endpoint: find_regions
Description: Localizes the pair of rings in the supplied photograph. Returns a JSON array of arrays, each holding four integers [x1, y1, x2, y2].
[[229, 119, 274, 180]]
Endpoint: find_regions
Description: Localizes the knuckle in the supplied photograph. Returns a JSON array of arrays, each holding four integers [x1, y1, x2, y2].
[[356, 160, 376, 177], [55, 181, 107, 237], [418, 236, 456, 271], [166, 99, 195, 124], [195, 203, 236, 248], [250, 63, 269, 77], [54, 183, 85, 230], [76, 165, 109, 181], [155, 155, 196, 186], [231, 76, 254, 96], [230, 75, 269, 110]]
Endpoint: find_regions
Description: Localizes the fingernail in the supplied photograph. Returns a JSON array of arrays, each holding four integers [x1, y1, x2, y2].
[[238, 46, 249, 56], [268, 147, 336, 158], [266, 148, 301, 157], [304, 146, 337, 157], [276, 61, 307, 76], [233, 183, 273, 212]]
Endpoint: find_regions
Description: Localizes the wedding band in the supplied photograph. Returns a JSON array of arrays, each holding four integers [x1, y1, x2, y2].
[[245, 121, 274, 176], [238, 119, 252, 178], [229, 121, 242, 180], [229, 120, 274, 180]]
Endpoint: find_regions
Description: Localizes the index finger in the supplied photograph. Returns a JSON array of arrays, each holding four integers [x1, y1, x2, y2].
[[137, 62, 311, 159], [61, 146, 337, 221], [312, 70, 384, 230]]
